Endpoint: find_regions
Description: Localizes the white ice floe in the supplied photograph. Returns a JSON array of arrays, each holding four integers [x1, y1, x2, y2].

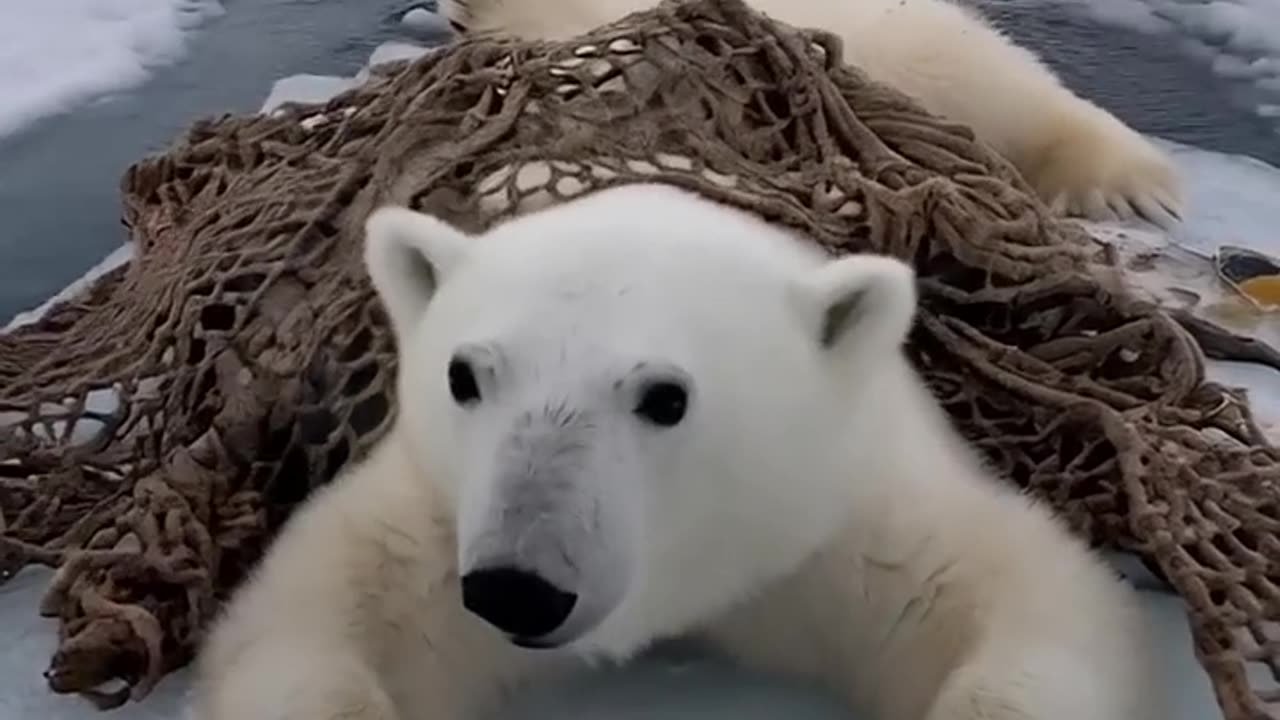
[[353, 41, 438, 84], [1004, 0, 1280, 130], [260, 40, 436, 114], [366, 40, 437, 69], [1163, 138, 1280, 256], [402, 6, 451, 35], [0, 0, 224, 140], [259, 73, 363, 114]]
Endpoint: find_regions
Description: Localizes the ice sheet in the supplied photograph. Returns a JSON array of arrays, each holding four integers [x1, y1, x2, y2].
[[260, 41, 436, 113], [1163, 139, 1280, 257], [402, 7, 452, 36], [0, 0, 223, 140], [259, 74, 362, 114], [0, 567, 1222, 720]]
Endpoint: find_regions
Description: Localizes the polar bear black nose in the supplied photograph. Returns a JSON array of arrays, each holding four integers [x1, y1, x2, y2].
[[461, 566, 577, 645]]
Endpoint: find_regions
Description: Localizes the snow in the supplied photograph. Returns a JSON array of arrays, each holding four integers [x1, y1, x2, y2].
[[0, 565, 1224, 720], [366, 40, 437, 69], [402, 7, 452, 36], [1003, 0, 1280, 130], [259, 74, 362, 114], [0, 0, 223, 141], [1088, 141, 1280, 437], [259, 41, 436, 114]]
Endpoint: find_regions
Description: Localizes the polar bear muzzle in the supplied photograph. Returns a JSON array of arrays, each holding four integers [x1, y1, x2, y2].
[[459, 524, 630, 650], [460, 566, 577, 647], [454, 402, 637, 649]]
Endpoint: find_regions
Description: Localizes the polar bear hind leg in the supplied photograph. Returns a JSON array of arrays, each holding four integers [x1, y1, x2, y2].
[[439, 0, 1184, 228]]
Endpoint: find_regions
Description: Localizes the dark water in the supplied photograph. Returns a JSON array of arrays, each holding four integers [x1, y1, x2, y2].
[[0, 0, 1276, 321], [0, 0, 424, 322], [987, 2, 1280, 165]]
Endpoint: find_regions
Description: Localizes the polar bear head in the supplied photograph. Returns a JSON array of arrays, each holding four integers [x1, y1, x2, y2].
[[364, 182, 918, 659]]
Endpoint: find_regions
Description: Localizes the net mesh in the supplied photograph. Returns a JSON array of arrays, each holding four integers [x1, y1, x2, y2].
[[0, 0, 1276, 715]]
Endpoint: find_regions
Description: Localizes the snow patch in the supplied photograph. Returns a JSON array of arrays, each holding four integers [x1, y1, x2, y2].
[[260, 74, 361, 114], [0, 0, 223, 140], [367, 40, 435, 68], [402, 6, 451, 35], [1161, 138, 1280, 257], [262, 40, 437, 113], [1088, 141, 1280, 439]]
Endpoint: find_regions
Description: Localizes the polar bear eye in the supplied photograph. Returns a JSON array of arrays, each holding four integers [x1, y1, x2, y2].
[[448, 356, 481, 406], [634, 381, 688, 427]]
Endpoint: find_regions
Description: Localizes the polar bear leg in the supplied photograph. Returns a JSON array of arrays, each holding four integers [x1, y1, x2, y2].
[[814, 0, 1183, 228], [191, 443, 514, 720], [440, 0, 1184, 228], [197, 643, 400, 720], [923, 646, 1139, 720]]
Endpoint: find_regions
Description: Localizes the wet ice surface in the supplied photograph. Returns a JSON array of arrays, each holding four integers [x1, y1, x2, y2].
[[0, 569, 195, 720], [1095, 141, 1280, 425], [0, 566, 1222, 720], [1163, 140, 1280, 256]]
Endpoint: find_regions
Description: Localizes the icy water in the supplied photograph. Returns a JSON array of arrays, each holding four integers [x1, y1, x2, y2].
[[989, 1, 1280, 162], [0, 0, 432, 321]]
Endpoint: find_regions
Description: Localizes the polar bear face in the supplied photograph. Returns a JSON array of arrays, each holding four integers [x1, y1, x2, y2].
[[364, 183, 918, 659]]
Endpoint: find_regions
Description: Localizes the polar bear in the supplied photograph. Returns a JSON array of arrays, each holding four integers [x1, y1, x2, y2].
[[192, 183, 1156, 720], [440, 0, 1183, 229]]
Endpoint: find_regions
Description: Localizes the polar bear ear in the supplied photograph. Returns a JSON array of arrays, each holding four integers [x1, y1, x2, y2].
[[792, 255, 918, 356], [364, 205, 472, 338]]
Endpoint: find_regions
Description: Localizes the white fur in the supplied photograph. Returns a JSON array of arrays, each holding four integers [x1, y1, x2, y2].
[[441, 0, 1183, 228], [193, 184, 1156, 720]]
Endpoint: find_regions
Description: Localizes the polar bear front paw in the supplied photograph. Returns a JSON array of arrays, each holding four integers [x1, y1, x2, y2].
[[921, 647, 1144, 720], [193, 652, 404, 720], [1023, 104, 1184, 230]]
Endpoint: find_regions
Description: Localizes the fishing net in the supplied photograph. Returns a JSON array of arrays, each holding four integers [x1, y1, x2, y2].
[[0, 0, 1276, 715]]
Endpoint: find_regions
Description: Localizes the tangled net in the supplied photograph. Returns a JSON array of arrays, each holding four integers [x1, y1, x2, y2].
[[0, 0, 1277, 715]]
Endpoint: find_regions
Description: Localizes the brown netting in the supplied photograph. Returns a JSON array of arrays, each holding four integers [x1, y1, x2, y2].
[[1, 0, 1277, 715]]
